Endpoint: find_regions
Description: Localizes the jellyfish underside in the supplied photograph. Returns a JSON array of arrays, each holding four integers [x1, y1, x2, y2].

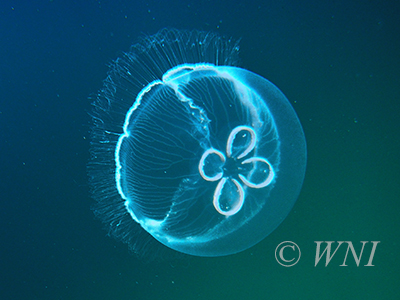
[[90, 29, 306, 257]]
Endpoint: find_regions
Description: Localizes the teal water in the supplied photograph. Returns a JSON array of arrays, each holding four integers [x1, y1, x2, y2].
[[1, 0, 398, 299]]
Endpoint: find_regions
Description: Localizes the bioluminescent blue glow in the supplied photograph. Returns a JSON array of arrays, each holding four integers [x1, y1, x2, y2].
[[89, 29, 306, 257]]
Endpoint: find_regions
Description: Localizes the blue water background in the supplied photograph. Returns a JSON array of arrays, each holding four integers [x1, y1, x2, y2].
[[0, 1, 399, 299]]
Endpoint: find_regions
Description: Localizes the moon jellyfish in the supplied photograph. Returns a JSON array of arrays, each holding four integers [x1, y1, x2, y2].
[[89, 29, 306, 257]]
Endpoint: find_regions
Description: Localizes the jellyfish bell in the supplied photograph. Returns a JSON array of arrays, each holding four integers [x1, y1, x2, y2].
[[89, 29, 306, 258]]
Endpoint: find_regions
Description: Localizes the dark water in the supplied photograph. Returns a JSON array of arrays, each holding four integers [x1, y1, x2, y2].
[[1, 1, 399, 299]]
